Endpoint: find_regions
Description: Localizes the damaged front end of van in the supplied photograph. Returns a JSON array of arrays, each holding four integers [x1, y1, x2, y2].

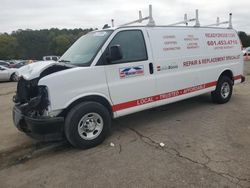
[[12, 61, 72, 141]]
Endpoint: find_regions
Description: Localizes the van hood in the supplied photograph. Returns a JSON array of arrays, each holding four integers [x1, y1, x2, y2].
[[17, 61, 73, 80]]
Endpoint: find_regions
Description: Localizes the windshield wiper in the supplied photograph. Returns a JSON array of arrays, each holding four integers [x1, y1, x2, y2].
[[58, 59, 76, 67], [58, 60, 71, 63]]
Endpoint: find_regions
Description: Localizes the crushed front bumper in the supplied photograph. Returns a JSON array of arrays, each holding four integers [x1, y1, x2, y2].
[[13, 105, 64, 141]]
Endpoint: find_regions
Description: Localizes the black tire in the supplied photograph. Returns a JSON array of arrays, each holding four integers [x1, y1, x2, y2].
[[211, 76, 233, 104], [65, 102, 111, 149], [10, 73, 17, 82]]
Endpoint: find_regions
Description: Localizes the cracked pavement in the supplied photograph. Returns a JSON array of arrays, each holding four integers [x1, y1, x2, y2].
[[0, 64, 250, 187], [126, 125, 250, 187]]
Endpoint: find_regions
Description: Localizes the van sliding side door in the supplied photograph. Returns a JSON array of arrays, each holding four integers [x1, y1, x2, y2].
[[146, 28, 202, 106]]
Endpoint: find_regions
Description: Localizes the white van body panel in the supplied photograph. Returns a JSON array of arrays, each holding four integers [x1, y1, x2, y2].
[[35, 26, 243, 118], [38, 66, 113, 115], [110, 27, 243, 117], [141, 27, 242, 113]]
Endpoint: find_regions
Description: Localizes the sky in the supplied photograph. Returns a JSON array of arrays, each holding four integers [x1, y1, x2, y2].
[[0, 0, 249, 33]]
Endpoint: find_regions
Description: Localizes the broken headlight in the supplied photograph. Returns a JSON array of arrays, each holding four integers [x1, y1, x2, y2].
[[28, 86, 50, 112]]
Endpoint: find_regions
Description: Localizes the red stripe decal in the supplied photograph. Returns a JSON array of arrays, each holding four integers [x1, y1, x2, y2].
[[112, 75, 241, 112], [233, 75, 241, 80]]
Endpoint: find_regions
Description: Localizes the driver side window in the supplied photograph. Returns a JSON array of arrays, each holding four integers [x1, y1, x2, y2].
[[108, 30, 148, 64]]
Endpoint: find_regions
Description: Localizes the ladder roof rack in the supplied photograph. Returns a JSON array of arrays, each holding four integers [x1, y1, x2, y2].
[[203, 13, 233, 28], [166, 9, 200, 27], [110, 5, 233, 29], [119, 5, 155, 27]]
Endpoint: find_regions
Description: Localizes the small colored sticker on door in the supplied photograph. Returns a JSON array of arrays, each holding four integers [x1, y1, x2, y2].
[[119, 65, 144, 79]]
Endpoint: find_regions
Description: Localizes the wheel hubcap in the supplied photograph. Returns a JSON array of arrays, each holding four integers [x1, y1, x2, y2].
[[221, 82, 230, 99], [78, 113, 103, 140]]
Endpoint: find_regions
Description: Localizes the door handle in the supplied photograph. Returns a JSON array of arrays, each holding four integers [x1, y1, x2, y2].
[[149, 63, 154, 74]]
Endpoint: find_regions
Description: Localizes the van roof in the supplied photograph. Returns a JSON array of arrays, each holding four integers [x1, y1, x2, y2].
[[119, 25, 233, 29], [100, 25, 236, 32]]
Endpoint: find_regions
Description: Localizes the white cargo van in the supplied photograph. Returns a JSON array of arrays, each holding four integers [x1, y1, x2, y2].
[[13, 6, 245, 148]]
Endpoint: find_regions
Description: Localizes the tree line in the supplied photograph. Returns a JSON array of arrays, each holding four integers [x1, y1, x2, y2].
[[0, 29, 250, 60], [0, 28, 94, 60], [238, 31, 250, 47]]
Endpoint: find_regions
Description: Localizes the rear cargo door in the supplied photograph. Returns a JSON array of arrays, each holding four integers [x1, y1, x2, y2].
[[104, 29, 156, 116]]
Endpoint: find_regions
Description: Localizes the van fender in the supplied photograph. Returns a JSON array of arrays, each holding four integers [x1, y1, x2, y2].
[[217, 68, 243, 85], [63, 92, 115, 118], [217, 69, 234, 82]]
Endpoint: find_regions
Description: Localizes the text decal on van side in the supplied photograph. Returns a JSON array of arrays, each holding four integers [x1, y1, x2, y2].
[[112, 75, 242, 112], [183, 55, 241, 67]]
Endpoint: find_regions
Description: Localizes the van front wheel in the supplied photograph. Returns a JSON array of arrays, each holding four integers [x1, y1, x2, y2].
[[65, 102, 111, 149], [211, 76, 233, 104]]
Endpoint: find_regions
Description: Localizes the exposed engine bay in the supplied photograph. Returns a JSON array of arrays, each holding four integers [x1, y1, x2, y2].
[[13, 64, 73, 118]]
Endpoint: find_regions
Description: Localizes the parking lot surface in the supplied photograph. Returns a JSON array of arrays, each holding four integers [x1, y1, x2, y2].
[[0, 62, 250, 187]]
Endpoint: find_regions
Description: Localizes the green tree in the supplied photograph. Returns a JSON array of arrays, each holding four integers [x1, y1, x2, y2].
[[248, 35, 250, 45], [238, 31, 250, 47], [50, 34, 71, 55], [0, 28, 94, 60], [0, 34, 18, 60], [12, 29, 51, 59]]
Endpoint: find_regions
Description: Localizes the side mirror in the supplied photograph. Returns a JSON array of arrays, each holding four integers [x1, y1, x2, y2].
[[108, 45, 123, 62]]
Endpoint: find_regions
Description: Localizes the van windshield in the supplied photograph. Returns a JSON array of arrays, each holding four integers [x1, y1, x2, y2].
[[59, 30, 113, 66]]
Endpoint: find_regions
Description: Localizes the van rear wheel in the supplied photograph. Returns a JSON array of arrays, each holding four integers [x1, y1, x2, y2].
[[65, 102, 111, 149], [211, 76, 233, 104]]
